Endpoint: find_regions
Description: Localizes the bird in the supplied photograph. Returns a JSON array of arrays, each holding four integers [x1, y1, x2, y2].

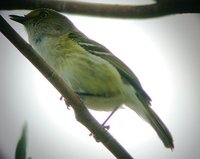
[[10, 8, 174, 149]]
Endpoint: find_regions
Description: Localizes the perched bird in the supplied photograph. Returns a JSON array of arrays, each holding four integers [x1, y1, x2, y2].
[[10, 8, 174, 149]]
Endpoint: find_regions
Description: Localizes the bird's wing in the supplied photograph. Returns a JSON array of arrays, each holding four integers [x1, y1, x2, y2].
[[68, 32, 151, 106]]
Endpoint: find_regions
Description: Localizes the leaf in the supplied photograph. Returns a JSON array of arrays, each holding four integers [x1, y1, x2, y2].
[[15, 123, 28, 159]]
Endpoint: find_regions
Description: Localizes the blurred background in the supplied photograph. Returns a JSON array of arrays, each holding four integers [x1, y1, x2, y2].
[[0, 0, 200, 158]]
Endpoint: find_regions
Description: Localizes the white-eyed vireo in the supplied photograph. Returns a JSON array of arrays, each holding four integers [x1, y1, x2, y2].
[[10, 8, 173, 149]]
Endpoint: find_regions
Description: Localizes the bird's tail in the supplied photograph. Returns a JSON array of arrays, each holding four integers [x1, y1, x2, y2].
[[144, 107, 174, 149], [128, 102, 174, 149]]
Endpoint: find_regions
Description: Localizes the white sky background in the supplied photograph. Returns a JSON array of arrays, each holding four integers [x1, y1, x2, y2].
[[1, 1, 200, 159]]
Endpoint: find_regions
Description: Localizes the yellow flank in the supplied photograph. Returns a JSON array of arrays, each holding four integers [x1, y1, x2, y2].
[[45, 34, 124, 98]]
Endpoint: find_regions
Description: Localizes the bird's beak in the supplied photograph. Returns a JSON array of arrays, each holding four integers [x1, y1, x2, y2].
[[9, 15, 27, 24]]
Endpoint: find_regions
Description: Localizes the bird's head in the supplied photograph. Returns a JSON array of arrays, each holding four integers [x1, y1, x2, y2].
[[10, 8, 75, 37]]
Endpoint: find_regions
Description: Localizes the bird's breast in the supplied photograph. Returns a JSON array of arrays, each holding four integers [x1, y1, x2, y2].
[[29, 35, 128, 110]]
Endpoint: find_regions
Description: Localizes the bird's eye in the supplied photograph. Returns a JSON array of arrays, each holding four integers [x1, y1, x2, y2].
[[39, 11, 48, 18]]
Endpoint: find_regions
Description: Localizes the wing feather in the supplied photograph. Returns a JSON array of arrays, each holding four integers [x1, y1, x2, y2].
[[68, 32, 151, 106]]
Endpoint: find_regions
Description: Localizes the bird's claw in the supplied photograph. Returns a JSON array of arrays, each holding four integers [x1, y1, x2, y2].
[[60, 96, 71, 109], [89, 124, 110, 142], [103, 125, 110, 130]]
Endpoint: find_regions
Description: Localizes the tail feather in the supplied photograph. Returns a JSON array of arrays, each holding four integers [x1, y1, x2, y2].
[[141, 107, 174, 149], [127, 99, 174, 148], [123, 85, 174, 149]]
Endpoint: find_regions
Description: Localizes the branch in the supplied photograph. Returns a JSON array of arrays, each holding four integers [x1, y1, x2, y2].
[[1, 0, 200, 18], [0, 15, 134, 159]]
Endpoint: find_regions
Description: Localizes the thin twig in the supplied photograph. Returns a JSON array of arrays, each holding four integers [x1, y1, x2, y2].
[[0, 15, 134, 159], [1, 0, 200, 18]]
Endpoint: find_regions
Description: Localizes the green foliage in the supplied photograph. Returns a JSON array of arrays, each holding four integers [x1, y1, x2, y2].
[[15, 123, 27, 159]]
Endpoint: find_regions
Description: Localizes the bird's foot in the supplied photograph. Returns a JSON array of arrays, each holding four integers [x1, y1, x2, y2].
[[89, 124, 110, 142], [60, 96, 71, 109]]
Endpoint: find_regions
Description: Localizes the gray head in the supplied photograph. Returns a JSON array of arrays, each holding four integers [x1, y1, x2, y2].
[[10, 8, 76, 38]]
